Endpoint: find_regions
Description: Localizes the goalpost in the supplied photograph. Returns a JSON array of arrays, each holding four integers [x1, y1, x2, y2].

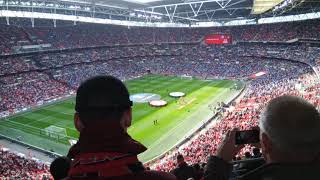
[[40, 125, 67, 140]]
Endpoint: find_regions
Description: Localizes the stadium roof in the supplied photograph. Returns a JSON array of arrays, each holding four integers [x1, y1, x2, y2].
[[53, 0, 320, 22], [252, 0, 283, 14], [0, 0, 319, 26]]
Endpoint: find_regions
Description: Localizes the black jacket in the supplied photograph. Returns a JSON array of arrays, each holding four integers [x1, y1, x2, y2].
[[171, 162, 196, 180], [204, 156, 320, 180], [239, 162, 320, 180]]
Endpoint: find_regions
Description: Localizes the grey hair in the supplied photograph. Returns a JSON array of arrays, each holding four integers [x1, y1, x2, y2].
[[260, 95, 320, 153]]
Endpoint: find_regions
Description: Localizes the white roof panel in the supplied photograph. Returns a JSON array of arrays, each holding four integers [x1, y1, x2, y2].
[[252, 0, 284, 14]]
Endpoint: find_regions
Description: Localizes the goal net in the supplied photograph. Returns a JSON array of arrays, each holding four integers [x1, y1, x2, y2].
[[40, 125, 67, 140]]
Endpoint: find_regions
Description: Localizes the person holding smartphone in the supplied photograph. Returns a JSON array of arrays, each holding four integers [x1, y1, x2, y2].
[[203, 95, 320, 180]]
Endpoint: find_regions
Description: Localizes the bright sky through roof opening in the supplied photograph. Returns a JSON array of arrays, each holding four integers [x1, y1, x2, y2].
[[124, 0, 161, 3], [252, 0, 284, 14]]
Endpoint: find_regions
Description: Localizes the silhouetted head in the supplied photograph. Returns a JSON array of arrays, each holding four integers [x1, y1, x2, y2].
[[260, 95, 320, 163], [50, 156, 71, 180], [74, 75, 133, 132]]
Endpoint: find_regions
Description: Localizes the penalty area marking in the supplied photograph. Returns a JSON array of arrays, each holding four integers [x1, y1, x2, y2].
[[178, 98, 196, 110]]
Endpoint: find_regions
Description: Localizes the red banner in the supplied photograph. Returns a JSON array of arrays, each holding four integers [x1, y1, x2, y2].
[[249, 71, 267, 79], [205, 34, 232, 44]]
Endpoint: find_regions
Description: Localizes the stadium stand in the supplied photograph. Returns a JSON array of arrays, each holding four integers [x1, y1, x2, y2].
[[0, 18, 320, 54], [1, 16, 320, 179], [0, 148, 51, 179], [0, 72, 70, 113]]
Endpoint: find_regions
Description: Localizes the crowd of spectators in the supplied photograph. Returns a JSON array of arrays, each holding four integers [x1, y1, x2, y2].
[[0, 57, 39, 75], [0, 18, 320, 54], [237, 43, 320, 65], [0, 24, 31, 55], [0, 72, 70, 113], [1, 43, 319, 75], [0, 148, 51, 179], [21, 19, 320, 49]]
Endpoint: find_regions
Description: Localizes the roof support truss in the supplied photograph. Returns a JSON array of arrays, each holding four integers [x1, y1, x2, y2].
[[144, 0, 251, 22], [164, 4, 177, 22], [189, 2, 204, 17]]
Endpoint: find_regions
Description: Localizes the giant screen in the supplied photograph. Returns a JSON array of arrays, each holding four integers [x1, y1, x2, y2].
[[205, 34, 232, 44]]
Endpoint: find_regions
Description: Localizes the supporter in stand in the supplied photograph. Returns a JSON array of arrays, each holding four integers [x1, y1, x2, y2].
[[170, 154, 196, 180], [192, 163, 203, 180], [244, 152, 252, 159], [66, 75, 176, 179], [252, 148, 262, 158], [50, 156, 71, 180], [204, 95, 320, 180], [234, 149, 265, 175]]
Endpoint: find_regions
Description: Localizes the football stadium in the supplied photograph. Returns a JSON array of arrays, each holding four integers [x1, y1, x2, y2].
[[0, 0, 320, 179]]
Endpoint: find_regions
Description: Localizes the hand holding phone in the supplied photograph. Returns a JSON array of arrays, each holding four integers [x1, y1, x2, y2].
[[217, 128, 244, 162], [235, 129, 260, 145]]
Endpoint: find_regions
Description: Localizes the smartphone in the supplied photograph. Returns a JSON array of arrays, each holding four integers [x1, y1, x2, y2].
[[235, 129, 260, 145]]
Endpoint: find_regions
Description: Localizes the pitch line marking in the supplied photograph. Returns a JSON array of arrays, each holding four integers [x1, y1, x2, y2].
[[3, 114, 77, 134], [141, 94, 157, 102], [177, 98, 197, 110], [2, 119, 76, 139]]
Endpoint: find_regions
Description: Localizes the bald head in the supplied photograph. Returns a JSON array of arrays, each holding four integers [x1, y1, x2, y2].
[[260, 95, 320, 156]]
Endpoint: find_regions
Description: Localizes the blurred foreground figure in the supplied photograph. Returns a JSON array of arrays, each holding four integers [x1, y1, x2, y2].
[[171, 154, 196, 180], [50, 156, 71, 180]]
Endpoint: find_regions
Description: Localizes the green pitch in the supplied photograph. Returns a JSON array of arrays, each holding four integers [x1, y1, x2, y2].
[[0, 75, 242, 162]]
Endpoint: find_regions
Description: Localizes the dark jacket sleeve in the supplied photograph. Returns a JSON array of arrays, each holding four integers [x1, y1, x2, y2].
[[203, 156, 233, 180]]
